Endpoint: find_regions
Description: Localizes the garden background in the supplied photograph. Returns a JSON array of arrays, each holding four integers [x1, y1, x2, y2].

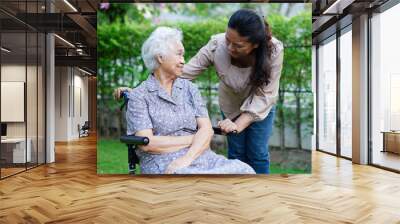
[[97, 3, 313, 174]]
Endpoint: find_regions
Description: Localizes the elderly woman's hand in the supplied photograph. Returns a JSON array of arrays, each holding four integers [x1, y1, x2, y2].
[[165, 155, 194, 174], [113, 87, 132, 100], [217, 118, 238, 134]]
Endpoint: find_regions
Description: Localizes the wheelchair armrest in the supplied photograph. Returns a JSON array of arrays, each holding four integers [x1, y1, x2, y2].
[[120, 135, 150, 145], [120, 128, 235, 146]]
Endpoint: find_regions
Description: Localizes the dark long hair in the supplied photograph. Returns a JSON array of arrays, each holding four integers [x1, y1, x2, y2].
[[228, 9, 275, 97]]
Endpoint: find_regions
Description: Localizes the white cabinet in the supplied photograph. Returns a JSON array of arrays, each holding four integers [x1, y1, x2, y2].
[[1, 138, 31, 163]]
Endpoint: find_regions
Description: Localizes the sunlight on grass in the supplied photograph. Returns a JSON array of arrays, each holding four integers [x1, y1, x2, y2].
[[97, 139, 309, 174]]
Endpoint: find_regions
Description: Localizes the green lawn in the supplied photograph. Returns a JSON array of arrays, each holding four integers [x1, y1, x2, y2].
[[97, 139, 309, 174], [97, 139, 130, 174]]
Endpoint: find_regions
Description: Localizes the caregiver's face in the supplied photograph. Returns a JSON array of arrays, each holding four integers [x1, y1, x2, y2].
[[225, 28, 259, 58], [160, 41, 185, 77]]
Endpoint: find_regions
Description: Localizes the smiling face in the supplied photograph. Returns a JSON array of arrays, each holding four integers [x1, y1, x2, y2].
[[157, 41, 185, 77], [225, 28, 259, 59]]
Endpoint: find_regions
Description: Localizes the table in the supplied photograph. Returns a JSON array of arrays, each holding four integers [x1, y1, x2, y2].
[[381, 131, 400, 154]]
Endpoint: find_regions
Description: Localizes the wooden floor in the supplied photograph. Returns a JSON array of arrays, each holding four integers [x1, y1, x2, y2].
[[373, 150, 400, 171], [1, 164, 45, 178], [1, 167, 26, 178], [0, 136, 400, 223]]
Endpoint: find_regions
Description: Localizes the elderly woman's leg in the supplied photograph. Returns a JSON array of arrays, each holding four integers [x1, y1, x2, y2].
[[173, 149, 255, 174]]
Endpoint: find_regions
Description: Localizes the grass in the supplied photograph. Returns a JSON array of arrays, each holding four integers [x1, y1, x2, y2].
[[97, 139, 310, 174], [270, 164, 310, 174], [97, 139, 130, 174]]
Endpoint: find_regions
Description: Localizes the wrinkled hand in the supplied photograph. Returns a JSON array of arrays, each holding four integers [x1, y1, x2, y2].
[[113, 87, 132, 100], [217, 118, 238, 134], [165, 155, 194, 174]]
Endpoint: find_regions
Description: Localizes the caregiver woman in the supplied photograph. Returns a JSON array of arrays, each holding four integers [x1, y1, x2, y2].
[[183, 9, 283, 174], [118, 9, 284, 174]]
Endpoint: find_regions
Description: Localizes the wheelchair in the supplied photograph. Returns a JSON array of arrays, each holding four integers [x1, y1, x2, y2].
[[78, 121, 90, 138], [118, 90, 236, 174]]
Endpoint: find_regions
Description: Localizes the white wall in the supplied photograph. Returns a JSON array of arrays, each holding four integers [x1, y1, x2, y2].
[[1, 65, 42, 137], [1, 65, 26, 139], [54, 67, 89, 141], [71, 71, 89, 138], [55, 66, 68, 141], [1, 63, 46, 164]]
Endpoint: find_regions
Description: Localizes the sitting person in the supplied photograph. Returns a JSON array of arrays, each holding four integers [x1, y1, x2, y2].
[[126, 26, 255, 174]]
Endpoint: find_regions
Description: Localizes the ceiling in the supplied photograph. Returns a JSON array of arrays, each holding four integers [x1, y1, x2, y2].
[[312, 0, 390, 44], [0, 0, 99, 75], [6, 0, 396, 73]]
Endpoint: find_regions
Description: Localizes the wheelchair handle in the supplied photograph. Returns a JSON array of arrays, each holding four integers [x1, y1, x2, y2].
[[212, 127, 238, 135], [119, 90, 130, 111], [120, 135, 149, 145]]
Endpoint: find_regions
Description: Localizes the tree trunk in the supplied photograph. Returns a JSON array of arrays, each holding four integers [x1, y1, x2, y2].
[[284, 4, 294, 17], [296, 69, 304, 150], [278, 90, 285, 150], [296, 92, 302, 150]]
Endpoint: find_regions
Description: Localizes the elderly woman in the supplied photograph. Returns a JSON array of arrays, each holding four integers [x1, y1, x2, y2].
[[127, 26, 255, 174], [117, 9, 283, 174]]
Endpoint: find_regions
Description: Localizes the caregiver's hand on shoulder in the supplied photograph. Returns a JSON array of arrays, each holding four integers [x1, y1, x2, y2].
[[165, 155, 194, 174], [218, 119, 238, 134], [113, 87, 132, 100]]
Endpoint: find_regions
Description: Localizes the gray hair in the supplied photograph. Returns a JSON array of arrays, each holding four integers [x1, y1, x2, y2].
[[141, 26, 183, 71]]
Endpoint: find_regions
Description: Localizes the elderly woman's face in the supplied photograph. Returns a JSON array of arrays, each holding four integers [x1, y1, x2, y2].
[[159, 41, 185, 77]]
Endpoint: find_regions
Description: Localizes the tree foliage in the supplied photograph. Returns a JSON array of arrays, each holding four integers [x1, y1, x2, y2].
[[98, 9, 312, 149]]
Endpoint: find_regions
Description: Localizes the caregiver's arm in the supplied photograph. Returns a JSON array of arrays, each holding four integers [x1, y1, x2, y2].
[[113, 87, 132, 100], [135, 129, 194, 154], [232, 113, 254, 133], [180, 35, 218, 80], [184, 118, 213, 160], [237, 41, 284, 129]]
